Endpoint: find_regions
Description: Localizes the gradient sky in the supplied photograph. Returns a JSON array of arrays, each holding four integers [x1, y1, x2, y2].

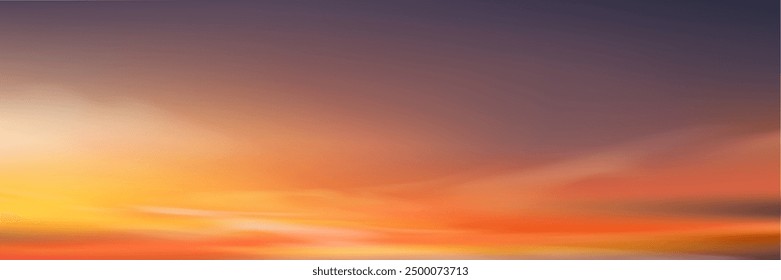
[[0, 0, 778, 259]]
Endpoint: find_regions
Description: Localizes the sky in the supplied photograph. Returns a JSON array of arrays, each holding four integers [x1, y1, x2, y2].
[[0, 0, 778, 259]]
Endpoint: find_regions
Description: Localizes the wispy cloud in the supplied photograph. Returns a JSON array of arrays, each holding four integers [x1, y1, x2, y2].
[[0, 85, 236, 161]]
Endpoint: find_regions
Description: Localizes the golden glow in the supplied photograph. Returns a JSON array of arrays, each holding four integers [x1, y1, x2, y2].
[[1, 87, 777, 259]]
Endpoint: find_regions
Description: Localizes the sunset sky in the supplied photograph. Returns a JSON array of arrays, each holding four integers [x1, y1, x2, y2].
[[0, 0, 778, 259]]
